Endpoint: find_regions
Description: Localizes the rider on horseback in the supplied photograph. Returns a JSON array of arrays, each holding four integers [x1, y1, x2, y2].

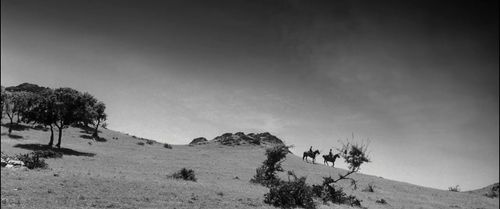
[[329, 149, 333, 158], [309, 146, 313, 153]]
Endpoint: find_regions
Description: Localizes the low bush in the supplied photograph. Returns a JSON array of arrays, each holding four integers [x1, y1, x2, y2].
[[448, 185, 460, 192], [163, 143, 172, 149], [311, 176, 361, 205], [15, 153, 48, 169], [137, 142, 145, 146], [146, 140, 154, 145], [169, 168, 196, 182], [362, 183, 375, 192], [376, 198, 387, 204], [264, 174, 315, 209]]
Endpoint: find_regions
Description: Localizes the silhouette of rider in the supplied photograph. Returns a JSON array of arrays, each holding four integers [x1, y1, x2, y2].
[[309, 146, 313, 153], [329, 149, 333, 157]]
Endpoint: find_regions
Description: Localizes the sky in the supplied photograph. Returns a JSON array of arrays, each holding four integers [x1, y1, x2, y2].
[[1, 0, 498, 191]]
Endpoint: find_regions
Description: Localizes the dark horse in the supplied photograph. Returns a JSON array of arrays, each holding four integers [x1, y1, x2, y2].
[[323, 154, 340, 167], [303, 150, 320, 164]]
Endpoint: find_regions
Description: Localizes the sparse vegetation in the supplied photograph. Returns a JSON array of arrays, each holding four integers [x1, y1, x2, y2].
[[376, 198, 387, 204], [146, 140, 154, 145], [449, 185, 461, 192], [163, 143, 172, 149], [137, 142, 145, 146], [169, 168, 197, 182]]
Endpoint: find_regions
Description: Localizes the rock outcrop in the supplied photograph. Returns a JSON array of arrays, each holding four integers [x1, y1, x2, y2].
[[189, 137, 208, 145], [212, 132, 284, 146]]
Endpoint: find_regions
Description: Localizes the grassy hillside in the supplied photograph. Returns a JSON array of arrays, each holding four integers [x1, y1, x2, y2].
[[1, 124, 498, 209]]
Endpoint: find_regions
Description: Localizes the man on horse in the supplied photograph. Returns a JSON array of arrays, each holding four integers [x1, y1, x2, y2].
[[323, 148, 340, 167], [303, 146, 320, 164]]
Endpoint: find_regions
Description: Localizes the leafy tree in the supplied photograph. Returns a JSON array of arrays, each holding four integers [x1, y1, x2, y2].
[[30, 89, 58, 146], [1, 86, 5, 122], [2, 92, 20, 134], [51, 88, 84, 148], [89, 101, 106, 138]]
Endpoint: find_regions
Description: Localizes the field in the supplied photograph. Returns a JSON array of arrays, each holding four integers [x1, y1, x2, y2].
[[1, 124, 498, 209]]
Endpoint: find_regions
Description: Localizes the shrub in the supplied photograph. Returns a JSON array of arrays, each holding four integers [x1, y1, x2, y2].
[[163, 143, 172, 149], [15, 153, 48, 169], [137, 142, 145, 146], [169, 168, 196, 182], [264, 175, 315, 209], [362, 183, 375, 192], [448, 185, 460, 192], [484, 191, 498, 198], [311, 176, 362, 206], [312, 177, 345, 204], [32, 150, 63, 158], [250, 145, 290, 187], [376, 198, 387, 204], [146, 140, 154, 145]]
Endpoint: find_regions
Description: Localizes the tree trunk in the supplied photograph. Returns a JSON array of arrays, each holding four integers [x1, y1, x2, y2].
[[92, 120, 100, 139], [56, 122, 63, 148], [48, 124, 54, 146], [8, 116, 13, 135]]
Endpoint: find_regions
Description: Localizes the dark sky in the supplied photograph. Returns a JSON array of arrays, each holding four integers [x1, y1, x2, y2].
[[2, 0, 498, 190]]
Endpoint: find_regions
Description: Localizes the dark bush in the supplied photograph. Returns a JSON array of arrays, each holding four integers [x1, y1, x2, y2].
[[163, 143, 172, 149], [448, 185, 460, 192], [311, 176, 363, 207], [250, 145, 290, 187], [146, 140, 154, 145], [170, 168, 196, 182], [16, 153, 48, 169], [32, 150, 63, 158], [362, 184, 375, 192], [137, 142, 145, 146], [376, 198, 387, 204], [264, 175, 315, 209], [312, 177, 347, 204]]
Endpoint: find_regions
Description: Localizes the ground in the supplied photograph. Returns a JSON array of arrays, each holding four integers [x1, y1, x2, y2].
[[1, 123, 498, 209]]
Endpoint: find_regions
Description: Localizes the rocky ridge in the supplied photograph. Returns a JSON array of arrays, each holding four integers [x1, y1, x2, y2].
[[189, 132, 284, 146]]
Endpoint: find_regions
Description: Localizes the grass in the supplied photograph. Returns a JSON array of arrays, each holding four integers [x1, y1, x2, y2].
[[1, 123, 499, 209]]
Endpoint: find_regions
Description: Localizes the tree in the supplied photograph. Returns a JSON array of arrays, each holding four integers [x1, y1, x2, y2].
[[3, 92, 19, 134], [1, 86, 5, 122], [52, 88, 83, 148], [90, 101, 106, 138], [332, 139, 370, 188], [29, 89, 58, 146]]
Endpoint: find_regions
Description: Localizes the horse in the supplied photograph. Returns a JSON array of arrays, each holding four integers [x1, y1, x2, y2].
[[323, 154, 340, 167], [303, 150, 320, 164]]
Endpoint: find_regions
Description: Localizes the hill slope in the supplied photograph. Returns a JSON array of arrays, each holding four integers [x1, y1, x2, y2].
[[1, 124, 498, 209]]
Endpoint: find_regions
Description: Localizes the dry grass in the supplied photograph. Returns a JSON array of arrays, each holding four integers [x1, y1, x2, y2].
[[1, 123, 498, 209]]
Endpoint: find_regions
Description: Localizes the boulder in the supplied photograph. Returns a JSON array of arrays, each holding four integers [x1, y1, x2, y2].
[[8, 160, 25, 166]]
